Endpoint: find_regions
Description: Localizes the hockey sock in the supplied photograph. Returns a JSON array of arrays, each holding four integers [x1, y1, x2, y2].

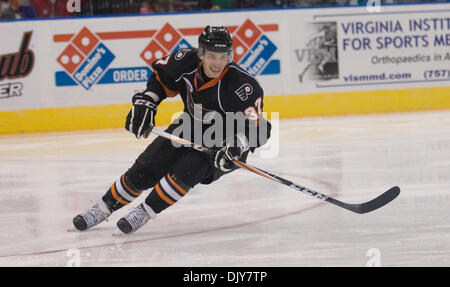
[[144, 173, 190, 214], [102, 174, 143, 211]]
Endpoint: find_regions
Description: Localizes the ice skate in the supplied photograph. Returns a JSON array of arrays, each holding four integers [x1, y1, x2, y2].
[[116, 203, 151, 234], [72, 200, 112, 231]]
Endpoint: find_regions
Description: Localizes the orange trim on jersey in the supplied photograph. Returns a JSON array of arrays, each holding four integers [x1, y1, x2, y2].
[[121, 174, 141, 197], [154, 71, 179, 98], [194, 64, 229, 92], [155, 184, 175, 205], [110, 183, 130, 205], [166, 173, 187, 195]]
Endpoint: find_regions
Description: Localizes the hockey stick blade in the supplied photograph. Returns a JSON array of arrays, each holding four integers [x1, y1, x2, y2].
[[327, 186, 400, 214], [235, 160, 401, 214]]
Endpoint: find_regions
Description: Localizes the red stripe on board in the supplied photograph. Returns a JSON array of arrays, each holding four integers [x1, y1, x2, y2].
[[53, 30, 156, 42], [178, 26, 238, 36], [260, 24, 278, 32], [53, 34, 74, 42], [178, 27, 204, 36], [53, 24, 276, 43], [97, 30, 156, 40]]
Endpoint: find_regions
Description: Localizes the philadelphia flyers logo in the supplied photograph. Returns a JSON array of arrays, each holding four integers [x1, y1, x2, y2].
[[234, 83, 253, 101], [174, 49, 188, 60]]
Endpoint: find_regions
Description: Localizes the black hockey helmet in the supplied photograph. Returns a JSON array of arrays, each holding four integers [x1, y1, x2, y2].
[[198, 26, 233, 62]]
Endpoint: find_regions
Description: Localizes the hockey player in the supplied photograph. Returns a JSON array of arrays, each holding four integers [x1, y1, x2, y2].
[[72, 26, 271, 234]]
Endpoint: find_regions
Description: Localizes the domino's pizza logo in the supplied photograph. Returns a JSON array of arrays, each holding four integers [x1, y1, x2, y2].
[[140, 23, 191, 66], [231, 19, 279, 77], [56, 27, 115, 90]]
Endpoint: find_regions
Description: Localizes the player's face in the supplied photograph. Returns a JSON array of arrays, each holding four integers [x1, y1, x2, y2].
[[201, 50, 229, 78]]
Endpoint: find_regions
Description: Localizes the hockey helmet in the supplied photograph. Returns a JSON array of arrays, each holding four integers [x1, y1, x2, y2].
[[198, 26, 233, 62]]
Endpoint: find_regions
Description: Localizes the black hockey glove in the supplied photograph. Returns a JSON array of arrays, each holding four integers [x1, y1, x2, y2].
[[125, 92, 158, 139], [213, 134, 249, 172]]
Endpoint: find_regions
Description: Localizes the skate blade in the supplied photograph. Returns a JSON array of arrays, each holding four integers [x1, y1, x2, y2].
[[112, 228, 124, 237], [67, 226, 79, 232]]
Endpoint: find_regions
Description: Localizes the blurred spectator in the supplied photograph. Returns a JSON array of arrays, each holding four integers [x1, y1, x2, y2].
[[18, 5, 37, 17], [140, 0, 191, 13], [172, 1, 191, 11], [30, 0, 51, 17], [255, 0, 278, 7], [295, 0, 343, 6], [3, 0, 450, 20], [238, 0, 254, 8], [9, 0, 19, 10], [91, 0, 138, 15], [1, 0, 20, 18], [54, 0, 69, 16], [141, 0, 156, 13], [212, 0, 234, 9], [141, 0, 164, 13], [54, 0, 77, 16]]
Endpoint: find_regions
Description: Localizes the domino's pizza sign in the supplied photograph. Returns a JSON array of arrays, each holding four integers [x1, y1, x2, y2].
[[54, 20, 278, 90], [55, 24, 191, 90], [138, 20, 279, 77], [139, 23, 191, 66], [231, 19, 279, 77], [56, 27, 115, 90]]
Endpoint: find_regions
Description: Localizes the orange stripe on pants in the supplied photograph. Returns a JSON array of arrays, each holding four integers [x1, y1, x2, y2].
[[121, 174, 141, 197], [110, 183, 130, 205], [166, 173, 187, 195], [155, 184, 175, 205]]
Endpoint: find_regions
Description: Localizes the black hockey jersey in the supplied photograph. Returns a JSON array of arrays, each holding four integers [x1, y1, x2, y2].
[[144, 48, 271, 149]]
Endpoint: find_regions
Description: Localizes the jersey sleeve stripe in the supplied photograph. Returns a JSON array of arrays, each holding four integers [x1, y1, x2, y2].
[[154, 70, 179, 98]]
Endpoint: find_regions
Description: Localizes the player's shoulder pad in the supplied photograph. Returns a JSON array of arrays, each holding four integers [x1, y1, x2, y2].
[[172, 48, 198, 63], [152, 48, 199, 81], [226, 63, 263, 106]]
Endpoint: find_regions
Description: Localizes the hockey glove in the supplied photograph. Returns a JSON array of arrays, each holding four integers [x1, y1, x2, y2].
[[125, 92, 158, 139], [214, 134, 249, 172]]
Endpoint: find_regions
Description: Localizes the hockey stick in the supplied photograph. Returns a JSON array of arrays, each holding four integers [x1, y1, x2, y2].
[[150, 127, 400, 214]]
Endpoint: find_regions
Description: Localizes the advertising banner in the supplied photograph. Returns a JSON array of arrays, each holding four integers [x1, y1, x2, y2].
[[48, 12, 282, 109], [288, 4, 450, 94], [1, 3, 450, 133], [0, 24, 40, 111]]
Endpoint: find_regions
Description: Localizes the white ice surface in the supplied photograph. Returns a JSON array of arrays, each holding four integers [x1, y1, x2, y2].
[[0, 110, 449, 266]]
